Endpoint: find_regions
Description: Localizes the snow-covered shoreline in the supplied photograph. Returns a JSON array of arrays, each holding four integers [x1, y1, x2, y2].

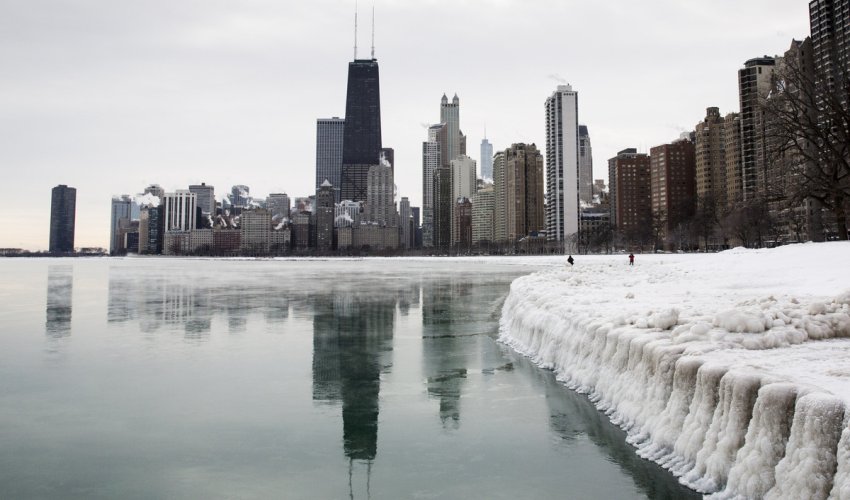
[[499, 242, 850, 499]]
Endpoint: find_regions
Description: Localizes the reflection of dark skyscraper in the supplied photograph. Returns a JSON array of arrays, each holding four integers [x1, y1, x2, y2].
[[46, 265, 73, 337], [49, 185, 76, 253], [341, 58, 382, 202], [312, 289, 395, 462]]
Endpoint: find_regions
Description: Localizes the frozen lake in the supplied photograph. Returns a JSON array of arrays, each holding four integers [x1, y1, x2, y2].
[[0, 257, 697, 499]]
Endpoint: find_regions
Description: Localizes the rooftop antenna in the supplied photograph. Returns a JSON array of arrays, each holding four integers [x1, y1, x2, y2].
[[354, 0, 358, 59], [370, 4, 375, 59]]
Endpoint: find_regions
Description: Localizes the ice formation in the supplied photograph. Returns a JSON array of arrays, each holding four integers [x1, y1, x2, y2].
[[499, 242, 850, 499]]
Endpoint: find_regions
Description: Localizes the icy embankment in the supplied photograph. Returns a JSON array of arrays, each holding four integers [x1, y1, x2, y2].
[[499, 242, 850, 499]]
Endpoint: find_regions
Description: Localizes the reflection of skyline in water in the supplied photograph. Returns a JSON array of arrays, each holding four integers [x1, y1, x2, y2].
[[527, 357, 702, 500], [422, 278, 473, 429], [90, 261, 694, 499], [107, 267, 291, 337], [46, 265, 73, 338], [312, 289, 397, 462]]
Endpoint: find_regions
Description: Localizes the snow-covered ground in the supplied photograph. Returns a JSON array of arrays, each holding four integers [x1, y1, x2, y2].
[[499, 242, 850, 499]]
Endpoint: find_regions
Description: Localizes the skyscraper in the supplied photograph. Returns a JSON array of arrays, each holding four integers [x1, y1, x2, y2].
[[439, 94, 466, 167], [738, 57, 777, 201], [399, 197, 411, 249], [450, 155, 476, 245], [316, 117, 345, 202], [480, 136, 493, 180], [341, 57, 382, 202], [316, 181, 335, 251], [695, 107, 728, 207], [189, 182, 215, 215], [724, 112, 743, 207], [110, 195, 132, 255], [422, 125, 442, 247], [267, 193, 291, 220], [49, 185, 76, 253], [163, 190, 197, 232], [493, 151, 507, 242], [230, 185, 251, 209], [365, 163, 395, 227], [545, 85, 580, 243], [610, 150, 652, 236], [578, 125, 593, 205], [432, 167, 452, 251], [650, 139, 696, 244], [472, 184, 494, 244], [504, 143, 545, 242], [810, 0, 850, 96]]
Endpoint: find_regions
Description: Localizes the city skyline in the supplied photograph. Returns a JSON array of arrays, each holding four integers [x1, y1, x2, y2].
[[0, 0, 810, 250]]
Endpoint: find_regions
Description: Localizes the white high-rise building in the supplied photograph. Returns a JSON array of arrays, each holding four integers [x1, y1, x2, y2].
[[422, 126, 442, 247], [480, 137, 493, 180], [163, 190, 197, 232], [545, 84, 580, 244]]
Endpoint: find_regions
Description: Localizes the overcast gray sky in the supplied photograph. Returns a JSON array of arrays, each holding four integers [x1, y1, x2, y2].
[[1, 0, 811, 250]]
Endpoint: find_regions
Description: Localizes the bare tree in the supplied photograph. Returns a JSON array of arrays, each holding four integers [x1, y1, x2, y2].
[[762, 43, 850, 240]]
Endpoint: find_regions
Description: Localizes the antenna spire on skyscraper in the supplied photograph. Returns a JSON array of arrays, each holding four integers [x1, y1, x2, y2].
[[371, 4, 375, 59], [354, 0, 358, 59]]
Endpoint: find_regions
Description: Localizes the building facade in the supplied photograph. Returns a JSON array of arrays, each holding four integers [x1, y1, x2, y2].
[[240, 209, 271, 255], [738, 56, 778, 201], [545, 85, 580, 243], [422, 127, 442, 247], [504, 143, 545, 242], [365, 163, 395, 228], [432, 167, 452, 250], [189, 182, 215, 215], [695, 107, 728, 208], [480, 137, 493, 180], [578, 125, 593, 205], [450, 154, 476, 245], [163, 190, 197, 233], [316, 117, 345, 202], [650, 139, 696, 244], [341, 58, 382, 201], [49, 184, 76, 253], [316, 180, 335, 251], [267, 193, 291, 220], [472, 185, 494, 244], [612, 151, 652, 239], [110, 195, 132, 255], [399, 197, 411, 249]]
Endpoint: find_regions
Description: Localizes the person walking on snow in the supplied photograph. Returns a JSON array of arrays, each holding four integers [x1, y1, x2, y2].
[[628, 253, 634, 266], [567, 255, 574, 267]]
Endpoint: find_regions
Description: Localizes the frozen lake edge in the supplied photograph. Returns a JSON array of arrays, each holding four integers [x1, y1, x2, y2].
[[499, 242, 850, 499]]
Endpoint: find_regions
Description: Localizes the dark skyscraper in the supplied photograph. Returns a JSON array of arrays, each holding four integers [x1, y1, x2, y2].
[[341, 58, 382, 202], [49, 184, 76, 253]]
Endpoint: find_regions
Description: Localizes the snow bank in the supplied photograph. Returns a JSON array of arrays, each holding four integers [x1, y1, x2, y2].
[[499, 242, 850, 498]]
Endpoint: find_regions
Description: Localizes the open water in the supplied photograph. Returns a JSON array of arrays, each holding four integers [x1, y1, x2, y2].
[[0, 258, 698, 499]]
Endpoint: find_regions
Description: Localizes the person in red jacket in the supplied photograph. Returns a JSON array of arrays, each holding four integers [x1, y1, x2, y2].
[[628, 253, 635, 266]]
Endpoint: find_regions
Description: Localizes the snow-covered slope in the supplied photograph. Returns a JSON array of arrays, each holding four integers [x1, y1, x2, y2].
[[499, 242, 850, 499]]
